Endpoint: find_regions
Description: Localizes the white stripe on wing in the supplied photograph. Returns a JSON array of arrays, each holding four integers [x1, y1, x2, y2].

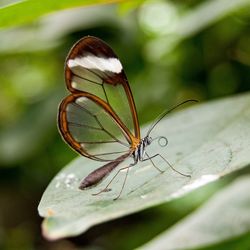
[[68, 55, 123, 73]]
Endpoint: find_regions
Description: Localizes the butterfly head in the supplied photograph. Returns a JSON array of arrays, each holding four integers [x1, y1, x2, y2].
[[143, 135, 168, 148]]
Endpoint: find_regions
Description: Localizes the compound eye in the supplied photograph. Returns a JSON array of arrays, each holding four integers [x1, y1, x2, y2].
[[148, 137, 153, 144]]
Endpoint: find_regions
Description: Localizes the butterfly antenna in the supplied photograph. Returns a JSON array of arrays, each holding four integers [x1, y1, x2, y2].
[[146, 99, 198, 137]]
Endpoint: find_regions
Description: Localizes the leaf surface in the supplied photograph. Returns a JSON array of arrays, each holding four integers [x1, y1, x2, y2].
[[38, 93, 250, 240], [0, 0, 125, 28], [139, 175, 250, 250]]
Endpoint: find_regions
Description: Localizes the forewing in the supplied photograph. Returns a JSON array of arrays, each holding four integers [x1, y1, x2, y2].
[[65, 36, 140, 139], [58, 93, 132, 162]]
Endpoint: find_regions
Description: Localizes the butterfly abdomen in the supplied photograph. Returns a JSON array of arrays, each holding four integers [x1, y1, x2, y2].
[[79, 153, 130, 189]]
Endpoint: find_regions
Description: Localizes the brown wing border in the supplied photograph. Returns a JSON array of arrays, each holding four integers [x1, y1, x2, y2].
[[64, 36, 141, 139], [58, 92, 140, 161]]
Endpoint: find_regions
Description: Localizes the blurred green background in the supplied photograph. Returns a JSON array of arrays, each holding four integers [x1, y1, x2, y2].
[[0, 0, 250, 249]]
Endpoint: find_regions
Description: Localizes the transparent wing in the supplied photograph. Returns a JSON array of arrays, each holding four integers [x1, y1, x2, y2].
[[65, 36, 140, 139], [58, 93, 134, 161]]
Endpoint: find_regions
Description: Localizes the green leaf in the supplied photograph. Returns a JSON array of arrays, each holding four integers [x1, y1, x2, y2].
[[139, 175, 250, 250], [0, 89, 61, 165], [38, 92, 250, 240], [146, 0, 250, 61], [0, 0, 125, 28]]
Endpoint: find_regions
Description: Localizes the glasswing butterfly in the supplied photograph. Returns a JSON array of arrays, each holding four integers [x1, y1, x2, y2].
[[58, 36, 196, 200]]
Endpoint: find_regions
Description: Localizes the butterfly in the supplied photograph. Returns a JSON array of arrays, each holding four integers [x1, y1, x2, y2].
[[58, 36, 196, 200]]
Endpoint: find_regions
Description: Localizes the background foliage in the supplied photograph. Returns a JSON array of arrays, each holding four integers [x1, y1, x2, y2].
[[0, 0, 250, 249]]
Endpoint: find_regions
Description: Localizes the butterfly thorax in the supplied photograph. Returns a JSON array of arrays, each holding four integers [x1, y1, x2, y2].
[[132, 136, 152, 163]]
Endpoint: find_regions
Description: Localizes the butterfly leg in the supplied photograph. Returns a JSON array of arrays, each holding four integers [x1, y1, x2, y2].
[[92, 163, 135, 199], [142, 152, 164, 173], [113, 165, 130, 201], [143, 152, 191, 177]]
